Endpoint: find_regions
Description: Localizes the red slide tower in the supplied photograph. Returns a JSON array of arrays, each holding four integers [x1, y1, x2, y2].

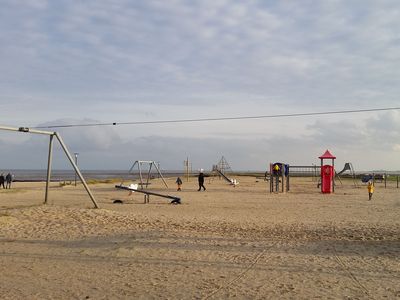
[[319, 150, 336, 194]]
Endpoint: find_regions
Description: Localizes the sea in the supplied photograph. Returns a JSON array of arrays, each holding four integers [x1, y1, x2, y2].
[[3, 169, 398, 182], [3, 169, 185, 182]]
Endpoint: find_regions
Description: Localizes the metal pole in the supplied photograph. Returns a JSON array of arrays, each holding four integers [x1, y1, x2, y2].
[[153, 162, 169, 188], [44, 134, 54, 204], [54, 133, 99, 208], [332, 159, 335, 193], [128, 161, 137, 174], [138, 162, 144, 188], [269, 163, 272, 193], [186, 157, 189, 182], [320, 159, 323, 193], [0, 125, 55, 135], [146, 162, 153, 188], [74, 153, 79, 186]]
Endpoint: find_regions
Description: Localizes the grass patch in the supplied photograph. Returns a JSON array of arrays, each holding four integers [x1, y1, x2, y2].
[[86, 178, 123, 185]]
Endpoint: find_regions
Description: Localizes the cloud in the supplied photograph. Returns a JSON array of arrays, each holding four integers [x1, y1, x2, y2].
[[1, 1, 400, 171], [2, 0, 400, 109], [1, 113, 399, 171]]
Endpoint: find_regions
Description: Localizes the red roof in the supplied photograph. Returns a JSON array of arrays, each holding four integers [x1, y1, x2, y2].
[[319, 149, 336, 159]]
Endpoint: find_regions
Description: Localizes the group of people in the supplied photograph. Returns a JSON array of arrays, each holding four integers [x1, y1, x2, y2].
[[0, 173, 13, 189], [175, 170, 207, 192]]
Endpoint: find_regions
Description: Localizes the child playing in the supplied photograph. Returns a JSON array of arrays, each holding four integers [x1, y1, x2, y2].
[[367, 180, 374, 200], [176, 177, 183, 191]]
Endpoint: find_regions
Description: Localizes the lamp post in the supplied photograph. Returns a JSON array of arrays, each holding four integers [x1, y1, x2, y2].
[[74, 152, 79, 186]]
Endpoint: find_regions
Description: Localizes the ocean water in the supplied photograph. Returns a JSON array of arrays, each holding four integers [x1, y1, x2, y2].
[[3, 169, 186, 182]]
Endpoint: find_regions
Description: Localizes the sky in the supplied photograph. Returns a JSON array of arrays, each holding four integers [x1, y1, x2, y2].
[[1, 0, 400, 172]]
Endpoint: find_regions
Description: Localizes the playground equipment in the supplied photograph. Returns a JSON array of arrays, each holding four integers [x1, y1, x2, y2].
[[269, 162, 289, 193], [126, 160, 168, 189], [183, 157, 192, 182], [115, 184, 181, 204], [336, 162, 357, 186], [0, 125, 99, 208], [211, 156, 238, 186], [214, 168, 239, 186], [288, 165, 320, 182], [216, 156, 233, 174], [319, 150, 336, 193]]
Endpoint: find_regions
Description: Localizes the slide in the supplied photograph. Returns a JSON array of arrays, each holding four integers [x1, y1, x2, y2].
[[336, 163, 352, 176], [216, 169, 239, 186]]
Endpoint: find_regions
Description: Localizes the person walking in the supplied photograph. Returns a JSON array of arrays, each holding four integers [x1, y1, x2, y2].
[[176, 177, 183, 191], [5, 173, 12, 189], [367, 180, 374, 200], [0, 174, 5, 189], [198, 170, 206, 191]]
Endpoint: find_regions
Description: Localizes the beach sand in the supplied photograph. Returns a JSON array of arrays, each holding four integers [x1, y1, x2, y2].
[[1, 176, 399, 299]]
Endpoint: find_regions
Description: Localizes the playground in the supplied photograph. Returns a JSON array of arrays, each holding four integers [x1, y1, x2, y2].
[[1, 175, 399, 299]]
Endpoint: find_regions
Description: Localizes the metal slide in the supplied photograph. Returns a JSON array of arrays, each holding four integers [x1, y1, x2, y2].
[[215, 169, 238, 186], [336, 163, 352, 176]]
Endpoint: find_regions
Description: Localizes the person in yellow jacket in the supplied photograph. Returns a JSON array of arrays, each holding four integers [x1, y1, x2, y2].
[[367, 180, 374, 200]]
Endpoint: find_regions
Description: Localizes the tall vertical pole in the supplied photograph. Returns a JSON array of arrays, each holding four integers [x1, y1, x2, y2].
[[269, 164, 272, 193], [74, 153, 79, 186], [384, 173, 387, 188], [186, 157, 189, 182], [153, 162, 169, 188], [44, 134, 54, 204], [397, 176, 399, 188], [332, 159, 335, 193], [320, 159, 323, 193], [55, 133, 99, 208], [146, 162, 153, 188], [138, 162, 144, 188]]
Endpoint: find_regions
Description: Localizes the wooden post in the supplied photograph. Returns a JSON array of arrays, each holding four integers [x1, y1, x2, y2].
[[384, 173, 387, 188], [397, 176, 399, 188]]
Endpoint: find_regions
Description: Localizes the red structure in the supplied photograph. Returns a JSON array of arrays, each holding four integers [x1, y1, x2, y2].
[[319, 150, 336, 193]]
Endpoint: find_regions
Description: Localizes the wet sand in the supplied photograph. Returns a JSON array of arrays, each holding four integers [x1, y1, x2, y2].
[[1, 176, 399, 299]]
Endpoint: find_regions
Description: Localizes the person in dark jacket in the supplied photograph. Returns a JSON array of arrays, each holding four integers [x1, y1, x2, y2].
[[198, 170, 206, 191], [0, 174, 5, 189], [5, 173, 12, 189]]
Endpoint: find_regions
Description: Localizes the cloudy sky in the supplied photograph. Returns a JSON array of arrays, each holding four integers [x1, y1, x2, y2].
[[1, 0, 400, 171]]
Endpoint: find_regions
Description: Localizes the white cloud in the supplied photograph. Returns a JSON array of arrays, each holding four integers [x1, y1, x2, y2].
[[1, 1, 400, 170]]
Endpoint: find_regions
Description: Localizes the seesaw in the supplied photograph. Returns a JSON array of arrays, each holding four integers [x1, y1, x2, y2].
[[115, 184, 181, 204]]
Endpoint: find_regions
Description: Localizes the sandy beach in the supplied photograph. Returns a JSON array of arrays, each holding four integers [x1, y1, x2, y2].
[[1, 176, 399, 299]]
